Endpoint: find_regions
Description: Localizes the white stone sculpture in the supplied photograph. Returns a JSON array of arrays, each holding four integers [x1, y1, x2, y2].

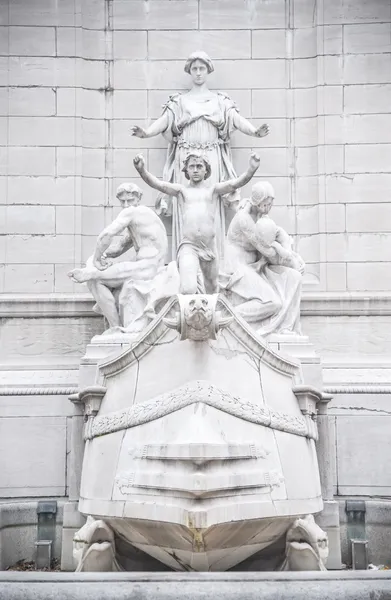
[[67, 53, 337, 575], [281, 514, 329, 571], [131, 50, 269, 258], [68, 183, 180, 335], [73, 516, 122, 572], [163, 294, 232, 341], [77, 295, 324, 572], [133, 151, 260, 295], [220, 181, 304, 337]]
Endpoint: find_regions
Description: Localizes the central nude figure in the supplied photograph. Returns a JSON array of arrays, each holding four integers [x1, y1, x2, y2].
[[133, 151, 260, 295]]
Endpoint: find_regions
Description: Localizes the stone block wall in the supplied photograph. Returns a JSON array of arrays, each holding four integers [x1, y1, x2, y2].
[[0, 0, 390, 291]]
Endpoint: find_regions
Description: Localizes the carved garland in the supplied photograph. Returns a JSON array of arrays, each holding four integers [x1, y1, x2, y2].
[[84, 380, 314, 441]]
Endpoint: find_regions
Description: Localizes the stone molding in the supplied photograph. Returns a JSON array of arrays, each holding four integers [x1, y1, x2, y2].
[[98, 295, 299, 380], [115, 469, 285, 496], [323, 385, 391, 394], [1, 292, 391, 318], [84, 380, 315, 441], [0, 386, 78, 396], [1, 384, 388, 396], [0, 294, 94, 318]]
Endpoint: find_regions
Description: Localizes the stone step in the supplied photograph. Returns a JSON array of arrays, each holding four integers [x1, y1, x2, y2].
[[1, 571, 391, 600]]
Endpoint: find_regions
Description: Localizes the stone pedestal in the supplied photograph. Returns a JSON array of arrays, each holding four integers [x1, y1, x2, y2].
[[73, 298, 326, 572], [60, 395, 86, 571], [269, 334, 342, 569], [61, 334, 136, 570], [268, 334, 323, 389], [62, 307, 341, 572]]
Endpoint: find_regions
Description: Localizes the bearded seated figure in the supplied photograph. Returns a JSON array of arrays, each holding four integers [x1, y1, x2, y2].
[[220, 181, 304, 337], [68, 183, 179, 335]]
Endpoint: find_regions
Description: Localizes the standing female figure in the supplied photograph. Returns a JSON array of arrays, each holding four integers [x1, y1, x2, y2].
[[131, 51, 270, 258]]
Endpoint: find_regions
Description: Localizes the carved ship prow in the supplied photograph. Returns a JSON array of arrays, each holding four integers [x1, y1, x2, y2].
[[78, 295, 323, 571]]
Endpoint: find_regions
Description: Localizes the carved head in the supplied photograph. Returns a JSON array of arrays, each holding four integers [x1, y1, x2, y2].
[[250, 181, 275, 215], [182, 152, 212, 181], [184, 51, 214, 86], [116, 182, 143, 208], [185, 297, 213, 331], [256, 216, 278, 247], [285, 514, 329, 570]]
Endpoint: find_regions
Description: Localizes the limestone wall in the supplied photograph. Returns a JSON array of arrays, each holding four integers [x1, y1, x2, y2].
[[0, 0, 390, 291], [0, 0, 391, 568]]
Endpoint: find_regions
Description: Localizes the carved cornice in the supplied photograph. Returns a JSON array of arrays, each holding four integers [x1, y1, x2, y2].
[[2, 292, 391, 318], [0, 294, 94, 318], [85, 380, 315, 441], [0, 384, 387, 396], [301, 292, 391, 316]]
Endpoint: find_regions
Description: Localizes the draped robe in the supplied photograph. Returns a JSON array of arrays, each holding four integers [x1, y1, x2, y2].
[[156, 91, 241, 260]]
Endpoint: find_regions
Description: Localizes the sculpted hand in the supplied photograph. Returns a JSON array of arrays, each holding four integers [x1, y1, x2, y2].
[[297, 257, 305, 275], [160, 199, 168, 217], [254, 123, 270, 138], [249, 152, 261, 171], [94, 252, 112, 271], [130, 125, 147, 138], [133, 154, 145, 173]]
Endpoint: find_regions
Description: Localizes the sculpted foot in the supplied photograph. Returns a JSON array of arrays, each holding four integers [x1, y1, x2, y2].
[[101, 326, 124, 336], [68, 268, 95, 283]]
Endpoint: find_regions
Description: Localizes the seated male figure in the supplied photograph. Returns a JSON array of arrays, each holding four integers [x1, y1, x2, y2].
[[68, 183, 168, 333]]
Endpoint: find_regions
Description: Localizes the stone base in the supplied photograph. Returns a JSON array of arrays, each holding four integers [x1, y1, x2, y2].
[[268, 335, 342, 570], [0, 501, 65, 570], [60, 502, 86, 571], [78, 334, 136, 389], [316, 500, 342, 570], [1, 572, 391, 600]]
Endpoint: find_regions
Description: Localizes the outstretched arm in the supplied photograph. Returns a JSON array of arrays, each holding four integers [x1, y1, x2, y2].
[[214, 152, 260, 198], [130, 113, 169, 139], [93, 210, 134, 270], [133, 154, 182, 197], [232, 112, 270, 138]]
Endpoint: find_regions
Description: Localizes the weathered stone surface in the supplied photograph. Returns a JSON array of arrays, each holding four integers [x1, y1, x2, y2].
[[0, 416, 67, 496], [149, 30, 251, 60], [113, 0, 199, 30], [344, 83, 391, 114], [336, 415, 391, 496], [8, 25, 56, 56], [0, 572, 391, 600], [345, 143, 391, 173]]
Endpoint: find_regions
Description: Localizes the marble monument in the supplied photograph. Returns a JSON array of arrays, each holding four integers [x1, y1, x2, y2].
[[67, 51, 335, 572]]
